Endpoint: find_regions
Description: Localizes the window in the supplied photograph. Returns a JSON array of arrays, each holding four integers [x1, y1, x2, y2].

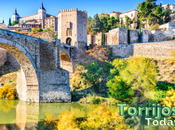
[[131, 13, 133, 17]]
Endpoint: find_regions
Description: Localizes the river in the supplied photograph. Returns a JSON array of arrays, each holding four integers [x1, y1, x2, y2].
[[0, 99, 172, 130]]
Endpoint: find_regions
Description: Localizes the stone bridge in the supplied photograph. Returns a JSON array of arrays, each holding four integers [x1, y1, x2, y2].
[[0, 29, 79, 102]]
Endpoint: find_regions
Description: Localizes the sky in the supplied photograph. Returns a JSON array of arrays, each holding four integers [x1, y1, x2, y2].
[[0, 0, 174, 25]]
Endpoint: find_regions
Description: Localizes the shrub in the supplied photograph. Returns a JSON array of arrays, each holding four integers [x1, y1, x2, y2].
[[0, 84, 17, 100], [80, 106, 130, 130], [31, 27, 36, 33], [107, 59, 127, 81], [36, 28, 43, 32], [149, 23, 160, 31], [161, 89, 175, 108], [156, 82, 174, 91], [121, 57, 158, 93], [80, 61, 103, 92], [57, 111, 80, 130], [107, 76, 134, 102]]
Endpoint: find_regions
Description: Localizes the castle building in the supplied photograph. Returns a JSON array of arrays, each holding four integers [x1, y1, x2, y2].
[[58, 8, 87, 45], [11, 2, 57, 31], [12, 8, 20, 22], [43, 16, 58, 31]]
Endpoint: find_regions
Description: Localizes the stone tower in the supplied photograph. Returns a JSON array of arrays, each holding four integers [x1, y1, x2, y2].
[[58, 8, 87, 45], [12, 8, 20, 22], [38, 2, 46, 20]]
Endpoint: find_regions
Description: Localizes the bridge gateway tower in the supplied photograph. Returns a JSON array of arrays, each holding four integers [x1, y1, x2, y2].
[[58, 8, 87, 45]]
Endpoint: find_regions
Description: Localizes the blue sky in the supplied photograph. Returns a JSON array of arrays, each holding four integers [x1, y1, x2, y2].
[[0, 0, 174, 25]]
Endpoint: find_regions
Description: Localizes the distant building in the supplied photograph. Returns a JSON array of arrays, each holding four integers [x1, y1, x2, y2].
[[119, 9, 138, 24], [0, 23, 7, 29], [12, 8, 20, 22], [170, 13, 175, 22], [11, 2, 57, 31], [21, 19, 42, 28], [43, 16, 58, 31], [99, 13, 110, 18], [58, 8, 87, 45], [110, 11, 122, 18], [162, 4, 175, 13]]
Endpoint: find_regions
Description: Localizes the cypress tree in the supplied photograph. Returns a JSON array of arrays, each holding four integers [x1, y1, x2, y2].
[[139, 27, 142, 43], [2, 20, 4, 23], [8, 18, 11, 26], [128, 29, 130, 44]]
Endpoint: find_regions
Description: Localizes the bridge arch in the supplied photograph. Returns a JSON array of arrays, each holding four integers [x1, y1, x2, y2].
[[0, 38, 39, 102], [60, 52, 73, 72]]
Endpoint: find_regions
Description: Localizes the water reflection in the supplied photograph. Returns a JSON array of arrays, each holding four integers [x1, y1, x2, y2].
[[0, 99, 118, 130], [0, 100, 173, 130]]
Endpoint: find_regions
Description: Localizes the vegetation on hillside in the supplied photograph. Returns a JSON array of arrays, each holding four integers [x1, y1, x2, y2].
[[70, 45, 175, 106]]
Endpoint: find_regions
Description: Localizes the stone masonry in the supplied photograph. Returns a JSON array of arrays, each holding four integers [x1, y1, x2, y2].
[[58, 8, 87, 45], [0, 29, 71, 103]]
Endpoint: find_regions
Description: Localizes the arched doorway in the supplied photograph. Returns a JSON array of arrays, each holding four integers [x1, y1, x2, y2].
[[60, 52, 73, 72], [66, 37, 72, 45]]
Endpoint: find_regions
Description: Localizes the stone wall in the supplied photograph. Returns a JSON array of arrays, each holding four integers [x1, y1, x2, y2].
[[130, 30, 139, 43], [134, 41, 175, 58], [107, 28, 128, 45], [110, 44, 133, 58], [0, 48, 7, 66], [7, 52, 20, 69], [149, 30, 173, 42]]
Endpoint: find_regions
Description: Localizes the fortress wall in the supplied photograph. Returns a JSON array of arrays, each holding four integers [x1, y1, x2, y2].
[[134, 41, 175, 58]]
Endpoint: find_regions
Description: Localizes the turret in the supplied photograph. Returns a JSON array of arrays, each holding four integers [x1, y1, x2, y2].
[[12, 8, 20, 22], [38, 2, 46, 19]]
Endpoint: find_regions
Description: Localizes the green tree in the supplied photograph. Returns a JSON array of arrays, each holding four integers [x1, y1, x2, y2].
[[80, 61, 103, 92], [87, 16, 93, 34], [139, 27, 142, 43], [36, 28, 43, 32], [2, 20, 4, 23], [137, 0, 156, 28], [91, 14, 101, 34], [120, 57, 158, 93], [11, 20, 19, 26], [125, 16, 131, 28], [163, 4, 172, 23], [8, 18, 11, 26]]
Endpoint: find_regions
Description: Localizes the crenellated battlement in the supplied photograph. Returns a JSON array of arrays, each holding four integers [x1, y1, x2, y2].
[[58, 8, 87, 14]]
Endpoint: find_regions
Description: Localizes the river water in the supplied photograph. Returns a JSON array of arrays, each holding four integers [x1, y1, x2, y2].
[[0, 99, 173, 130]]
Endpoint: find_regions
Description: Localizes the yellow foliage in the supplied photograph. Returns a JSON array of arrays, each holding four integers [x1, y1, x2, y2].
[[80, 106, 130, 130], [57, 110, 80, 130], [0, 84, 17, 100], [161, 89, 175, 108]]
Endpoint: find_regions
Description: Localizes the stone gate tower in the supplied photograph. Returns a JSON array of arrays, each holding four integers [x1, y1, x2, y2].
[[58, 8, 87, 45]]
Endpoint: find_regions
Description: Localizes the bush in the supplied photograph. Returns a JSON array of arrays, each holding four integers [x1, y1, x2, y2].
[[107, 59, 127, 81], [161, 89, 175, 108], [107, 76, 133, 102], [36, 28, 43, 32], [80, 61, 103, 92], [57, 111, 80, 130], [149, 23, 160, 31], [156, 82, 174, 91], [121, 57, 158, 93], [80, 106, 130, 130], [0, 84, 17, 100]]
